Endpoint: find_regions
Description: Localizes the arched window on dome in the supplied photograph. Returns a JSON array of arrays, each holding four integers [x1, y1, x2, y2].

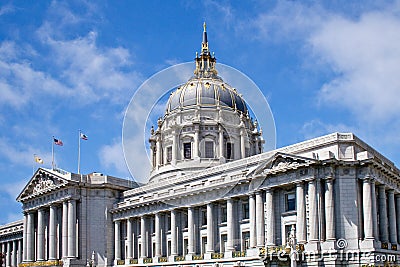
[[204, 141, 214, 158], [166, 146, 172, 163], [183, 143, 191, 159]]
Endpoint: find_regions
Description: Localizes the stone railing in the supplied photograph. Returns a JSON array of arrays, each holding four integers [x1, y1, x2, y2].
[[158, 257, 168, 263], [143, 258, 153, 264], [192, 254, 204, 260], [174, 255, 185, 262], [19, 260, 63, 267], [232, 251, 246, 257], [211, 252, 224, 259]]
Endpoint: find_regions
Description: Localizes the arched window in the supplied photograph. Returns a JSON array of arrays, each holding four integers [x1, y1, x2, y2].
[[205, 141, 214, 158], [183, 143, 192, 159]]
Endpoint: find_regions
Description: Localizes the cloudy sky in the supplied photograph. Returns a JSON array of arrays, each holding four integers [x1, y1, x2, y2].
[[1, 0, 400, 224]]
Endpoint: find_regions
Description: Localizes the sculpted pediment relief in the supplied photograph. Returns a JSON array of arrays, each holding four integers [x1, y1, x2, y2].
[[247, 152, 317, 177], [17, 168, 71, 201]]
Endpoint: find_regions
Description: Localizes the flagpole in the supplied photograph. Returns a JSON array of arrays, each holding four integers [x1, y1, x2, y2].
[[33, 154, 35, 175], [78, 130, 81, 174], [52, 136, 55, 170]]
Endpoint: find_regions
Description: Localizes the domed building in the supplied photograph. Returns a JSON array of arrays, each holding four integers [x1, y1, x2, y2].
[[1, 24, 400, 267], [149, 24, 264, 182]]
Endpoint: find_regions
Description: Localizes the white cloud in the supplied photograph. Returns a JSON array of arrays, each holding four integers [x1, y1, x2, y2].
[[1, 179, 28, 199], [0, 138, 52, 168], [311, 11, 400, 122], [0, 4, 14, 16], [300, 119, 356, 140], [98, 140, 130, 178]]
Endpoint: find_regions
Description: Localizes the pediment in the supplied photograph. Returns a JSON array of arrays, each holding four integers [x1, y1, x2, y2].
[[247, 152, 318, 177], [17, 168, 73, 201]]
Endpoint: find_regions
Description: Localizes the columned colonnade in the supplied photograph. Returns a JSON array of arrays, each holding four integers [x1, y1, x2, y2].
[[22, 199, 78, 262], [0, 239, 22, 267], [113, 177, 337, 261], [362, 177, 400, 244]]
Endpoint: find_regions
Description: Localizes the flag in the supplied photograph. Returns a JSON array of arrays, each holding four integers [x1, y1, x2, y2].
[[80, 132, 88, 140], [34, 155, 43, 164], [54, 138, 63, 146]]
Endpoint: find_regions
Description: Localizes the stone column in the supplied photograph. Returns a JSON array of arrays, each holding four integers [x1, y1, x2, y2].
[[194, 124, 199, 158], [187, 207, 195, 255], [114, 220, 121, 260], [265, 189, 275, 246], [67, 200, 77, 258], [62, 201, 68, 258], [325, 178, 335, 240], [17, 239, 22, 265], [362, 179, 374, 239], [155, 213, 162, 257], [6, 242, 10, 267], [378, 185, 389, 242], [37, 208, 45, 260], [388, 190, 397, 244], [170, 210, 177, 256], [156, 136, 161, 168], [1, 243, 5, 265], [219, 127, 224, 159], [296, 182, 306, 243], [308, 180, 319, 241], [141, 216, 147, 258], [172, 130, 177, 164], [127, 218, 133, 259], [26, 212, 34, 261], [12, 240, 17, 267], [206, 203, 214, 252], [226, 198, 235, 251], [396, 195, 400, 244], [256, 191, 265, 247], [22, 213, 27, 262], [371, 181, 379, 239], [249, 194, 257, 248], [1, 243, 4, 264], [49, 205, 57, 260], [240, 129, 245, 159]]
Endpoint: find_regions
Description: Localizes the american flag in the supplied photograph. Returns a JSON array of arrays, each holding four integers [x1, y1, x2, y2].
[[80, 132, 88, 140], [53, 138, 63, 146]]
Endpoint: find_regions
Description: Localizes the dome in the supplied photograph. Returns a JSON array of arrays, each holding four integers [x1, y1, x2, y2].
[[148, 23, 264, 183], [165, 23, 248, 115], [166, 77, 248, 114]]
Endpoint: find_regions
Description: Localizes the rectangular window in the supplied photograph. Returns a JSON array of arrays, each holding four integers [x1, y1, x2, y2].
[[166, 146, 172, 163], [242, 231, 250, 250], [242, 202, 249, 219], [221, 234, 227, 253], [205, 141, 214, 158], [227, 143, 234, 159], [184, 143, 191, 159], [286, 192, 296, 211], [221, 206, 227, 223], [201, 209, 207, 226]]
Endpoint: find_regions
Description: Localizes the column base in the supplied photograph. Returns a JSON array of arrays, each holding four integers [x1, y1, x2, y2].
[[246, 247, 260, 257], [304, 241, 320, 251], [224, 251, 233, 258], [321, 239, 336, 250], [204, 252, 213, 260]]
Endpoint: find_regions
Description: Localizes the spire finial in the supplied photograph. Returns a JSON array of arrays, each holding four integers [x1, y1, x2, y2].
[[203, 21, 207, 32]]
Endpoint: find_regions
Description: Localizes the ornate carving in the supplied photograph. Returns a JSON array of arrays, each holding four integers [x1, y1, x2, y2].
[[32, 176, 55, 194]]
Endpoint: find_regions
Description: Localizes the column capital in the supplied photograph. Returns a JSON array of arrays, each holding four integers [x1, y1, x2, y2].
[[265, 187, 274, 193], [295, 180, 304, 186], [323, 175, 335, 182]]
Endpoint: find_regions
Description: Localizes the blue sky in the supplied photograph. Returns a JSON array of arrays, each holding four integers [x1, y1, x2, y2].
[[1, 0, 400, 224]]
